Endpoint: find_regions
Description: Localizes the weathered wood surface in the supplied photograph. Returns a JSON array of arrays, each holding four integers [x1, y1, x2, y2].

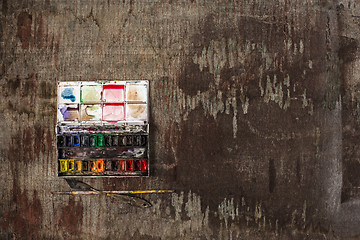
[[1, 0, 360, 239]]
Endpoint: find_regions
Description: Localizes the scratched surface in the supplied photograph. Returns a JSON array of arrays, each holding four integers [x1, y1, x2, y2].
[[1, 0, 360, 239]]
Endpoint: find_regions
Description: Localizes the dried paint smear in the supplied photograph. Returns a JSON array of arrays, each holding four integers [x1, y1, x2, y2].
[[58, 104, 80, 122], [80, 104, 102, 121], [80, 85, 102, 103], [126, 104, 147, 121], [126, 84, 148, 102]]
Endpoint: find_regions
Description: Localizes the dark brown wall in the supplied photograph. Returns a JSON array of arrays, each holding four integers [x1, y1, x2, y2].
[[1, 0, 360, 239]]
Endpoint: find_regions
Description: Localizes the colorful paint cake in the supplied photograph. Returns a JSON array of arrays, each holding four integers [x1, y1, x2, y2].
[[56, 81, 149, 177]]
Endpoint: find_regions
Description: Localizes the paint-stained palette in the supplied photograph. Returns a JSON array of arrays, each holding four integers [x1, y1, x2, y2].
[[56, 81, 149, 177]]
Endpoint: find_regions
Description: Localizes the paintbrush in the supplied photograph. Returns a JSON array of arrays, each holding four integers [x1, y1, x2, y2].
[[64, 179, 152, 208], [53, 190, 174, 194]]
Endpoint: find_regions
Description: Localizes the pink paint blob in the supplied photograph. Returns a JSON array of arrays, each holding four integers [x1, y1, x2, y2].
[[103, 103, 125, 121], [103, 85, 125, 102]]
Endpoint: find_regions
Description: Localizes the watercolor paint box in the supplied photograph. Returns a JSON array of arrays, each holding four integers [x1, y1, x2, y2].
[[56, 81, 149, 177]]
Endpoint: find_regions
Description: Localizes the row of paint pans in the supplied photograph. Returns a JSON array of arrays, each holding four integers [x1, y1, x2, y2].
[[58, 159, 148, 175], [57, 134, 148, 148]]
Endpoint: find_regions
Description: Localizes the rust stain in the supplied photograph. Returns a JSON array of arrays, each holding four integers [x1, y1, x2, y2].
[[39, 80, 56, 99], [1, 181, 43, 240], [17, 11, 32, 50], [21, 73, 38, 100], [16, 11, 61, 58], [2, 132, 45, 238], [34, 125, 50, 155], [8, 125, 52, 164], [54, 33, 61, 66], [57, 197, 83, 236], [2, 74, 39, 116], [35, 14, 44, 49]]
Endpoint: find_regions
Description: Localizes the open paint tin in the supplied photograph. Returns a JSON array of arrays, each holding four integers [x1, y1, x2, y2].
[[56, 80, 149, 177]]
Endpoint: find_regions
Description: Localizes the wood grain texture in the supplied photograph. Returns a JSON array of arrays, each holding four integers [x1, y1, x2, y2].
[[1, 0, 360, 239]]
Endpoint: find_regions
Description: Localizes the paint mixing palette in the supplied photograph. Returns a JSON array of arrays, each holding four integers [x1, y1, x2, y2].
[[56, 81, 149, 177]]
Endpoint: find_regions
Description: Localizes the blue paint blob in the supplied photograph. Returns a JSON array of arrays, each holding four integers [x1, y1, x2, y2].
[[61, 88, 76, 102]]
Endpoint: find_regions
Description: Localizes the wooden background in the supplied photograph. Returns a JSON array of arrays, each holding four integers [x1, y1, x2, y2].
[[2, 0, 360, 239]]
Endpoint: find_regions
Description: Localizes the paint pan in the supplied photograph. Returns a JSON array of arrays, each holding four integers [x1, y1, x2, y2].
[[126, 104, 147, 121], [111, 135, 119, 146], [105, 160, 112, 171], [89, 135, 97, 147], [134, 160, 141, 171], [119, 135, 126, 146], [96, 134, 105, 147], [126, 135, 133, 146], [133, 135, 147, 146], [58, 83, 80, 104], [57, 135, 65, 147], [119, 160, 126, 172], [105, 135, 112, 147], [112, 160, 120, 171], [73, 136, 80, 147], [133, 135, 140, 146], [80, 104, 102, 121], [66, 135, 73, 147], [59, 160, 67, 172], [103, 103, 125, 122], [96, 160, 104, 173], [140, 135, 147, 146], [68, 160, 74, 173], [141, 159, 148, 172], [126, 83, 147, 102], [90, 160, 97, 172], [126, 160, 133, 172], [82, 160, 89, 171], [81, 135, 89, 147], [75, 160, 82, 172], [58, 104, 80, 122], [80, 85, 102, 103], [103, 84, 125, 102]]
